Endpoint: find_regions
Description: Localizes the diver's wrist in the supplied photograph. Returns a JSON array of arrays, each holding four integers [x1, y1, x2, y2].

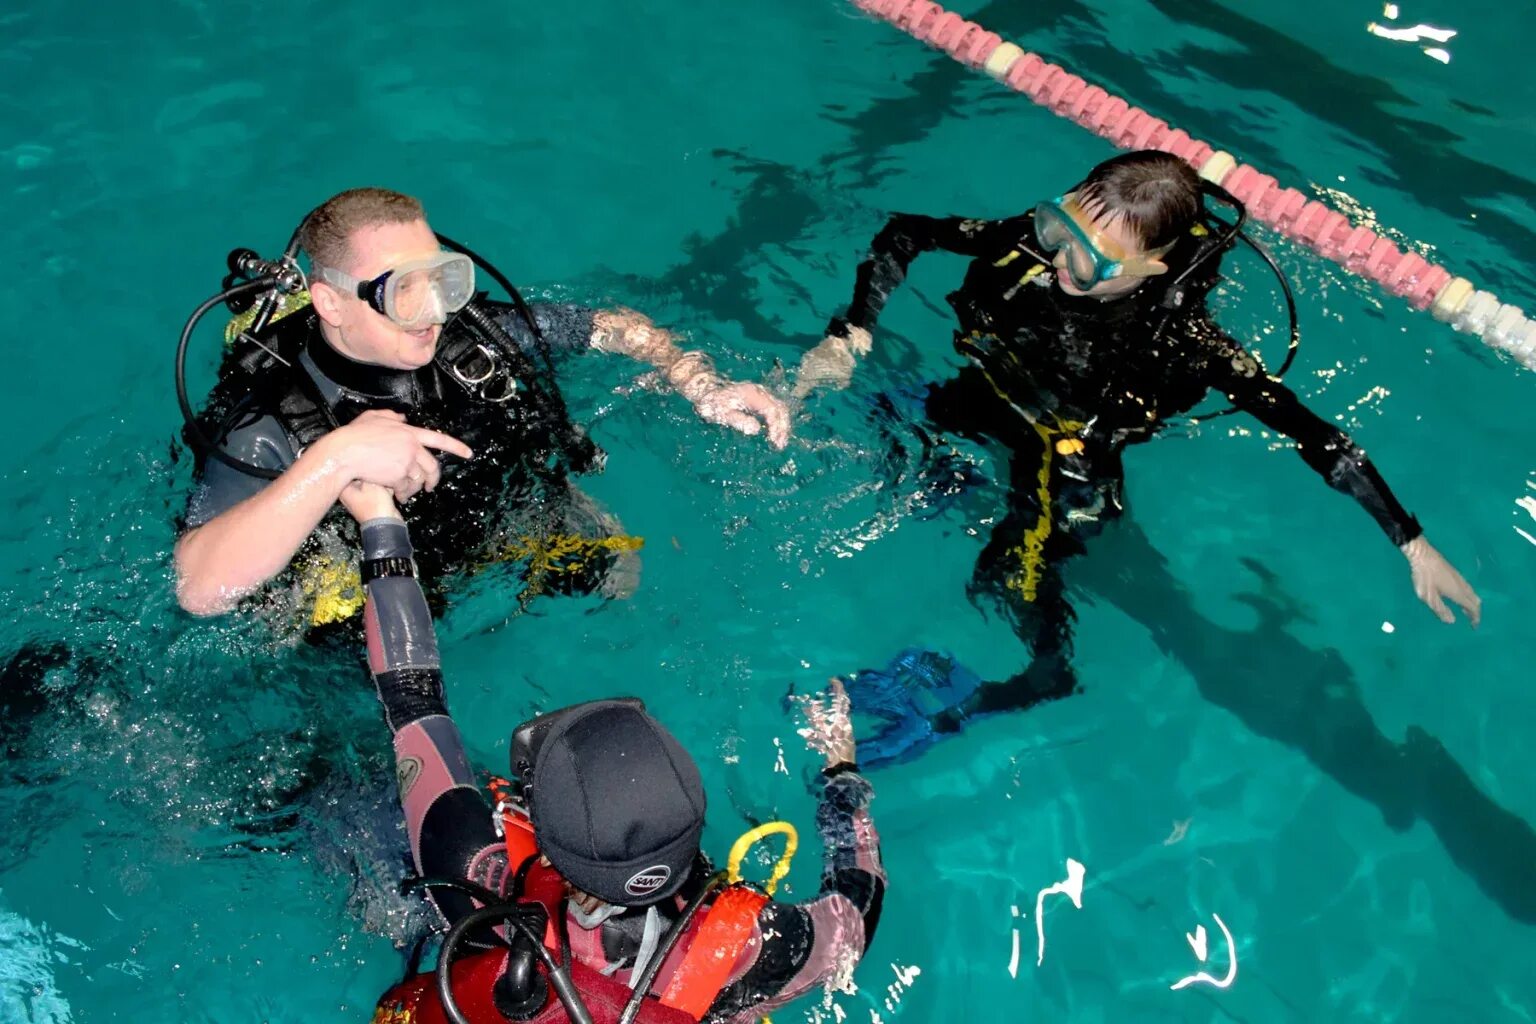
[[821, 334, 853, 360], [824, 319, 872, 356], [843, 324, 872, 356], [296, 433, 355, 494], [360, 518, 412, 561], [666, 349, 722, 402]]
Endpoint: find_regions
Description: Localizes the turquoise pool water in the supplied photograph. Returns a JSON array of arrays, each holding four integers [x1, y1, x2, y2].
[[3, 0, 1535, 1020]]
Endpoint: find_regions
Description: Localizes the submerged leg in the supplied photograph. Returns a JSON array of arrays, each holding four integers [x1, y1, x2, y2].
[[846, 428, 1112, 767], [843, 551, 1078, 768], [965, 422, 1101, 709]]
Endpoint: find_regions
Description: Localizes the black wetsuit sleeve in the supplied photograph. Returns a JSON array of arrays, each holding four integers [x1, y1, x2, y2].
[[360, 519, 448, 729], [706, 768, 886, 1022], [831, 213, 1033, 338], [486, 300, 597, 356], [182, 413, 297, 528], [1190, 317, 1423, 547]]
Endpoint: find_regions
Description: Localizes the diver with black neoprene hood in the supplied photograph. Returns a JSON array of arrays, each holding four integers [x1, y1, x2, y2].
[[174, 188, 792, 628], [792, 150, 1481, 766], [338, 480, 885, 1024]]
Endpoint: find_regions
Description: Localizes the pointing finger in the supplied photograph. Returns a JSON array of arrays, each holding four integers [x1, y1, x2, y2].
[[409, 427, 474, 460]]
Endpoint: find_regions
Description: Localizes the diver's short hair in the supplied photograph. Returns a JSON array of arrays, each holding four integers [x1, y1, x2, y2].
[[1072, 150, 1202, 251], [299, 187, 426, 273]]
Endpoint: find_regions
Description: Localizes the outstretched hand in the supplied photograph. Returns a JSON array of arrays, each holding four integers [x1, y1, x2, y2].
[[796, 677, 855, 768], [791, 327, 872, 399], [693, 380, 792, 449], [1402, 535, 1481, 626]]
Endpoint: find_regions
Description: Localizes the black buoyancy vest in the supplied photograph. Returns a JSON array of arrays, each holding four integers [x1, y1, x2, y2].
[[946, 218, 1236, 435], [196, 299, 601, 583]]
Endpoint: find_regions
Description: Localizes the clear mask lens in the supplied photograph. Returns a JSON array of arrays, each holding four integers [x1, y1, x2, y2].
[[383, 253, 474, 328], [1034, 202, 1115, 290]]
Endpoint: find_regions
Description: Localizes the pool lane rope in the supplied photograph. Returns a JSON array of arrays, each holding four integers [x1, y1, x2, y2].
[[848, 0, 1536, 368]]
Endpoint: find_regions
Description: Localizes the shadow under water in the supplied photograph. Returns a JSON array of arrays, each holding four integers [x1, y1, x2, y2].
[[1074, 517, 1536, 926]]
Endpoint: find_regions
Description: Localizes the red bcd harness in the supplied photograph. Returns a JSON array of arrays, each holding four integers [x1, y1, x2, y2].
[[371, 779, 767, 1024]]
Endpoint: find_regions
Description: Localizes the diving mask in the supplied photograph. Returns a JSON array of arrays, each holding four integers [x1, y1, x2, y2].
[[1033, 197, 1170, 291], [318, 251, 475, 329]]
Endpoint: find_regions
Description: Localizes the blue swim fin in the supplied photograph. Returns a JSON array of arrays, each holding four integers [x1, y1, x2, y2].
[[842, 648, 983, 768]]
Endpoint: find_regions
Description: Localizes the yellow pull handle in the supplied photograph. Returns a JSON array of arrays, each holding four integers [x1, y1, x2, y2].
[[726, 821, 799, 896]]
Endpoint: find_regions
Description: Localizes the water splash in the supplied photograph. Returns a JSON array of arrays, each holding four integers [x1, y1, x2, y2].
[[0, 905, 82, 1024]]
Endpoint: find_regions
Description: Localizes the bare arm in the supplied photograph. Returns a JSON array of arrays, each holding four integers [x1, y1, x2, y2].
[[590, 308, 790, 448], [590, 307, 699, 374], [173, 410, 474, 617], [174, 436, 354, 616]]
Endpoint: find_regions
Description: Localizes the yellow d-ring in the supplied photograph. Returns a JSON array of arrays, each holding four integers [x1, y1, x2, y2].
[[726, 821, 799, 896]]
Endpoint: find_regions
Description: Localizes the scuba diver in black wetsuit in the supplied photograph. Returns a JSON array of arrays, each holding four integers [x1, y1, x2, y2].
[[792, 150, 1482, 766], [174, 188, 791, 627], [339, 480, 885, 1024]]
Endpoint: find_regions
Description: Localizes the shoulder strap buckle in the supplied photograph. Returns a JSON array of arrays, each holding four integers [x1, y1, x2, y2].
[[446, 341, 520, 403], [449, 342, 499, 385]]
